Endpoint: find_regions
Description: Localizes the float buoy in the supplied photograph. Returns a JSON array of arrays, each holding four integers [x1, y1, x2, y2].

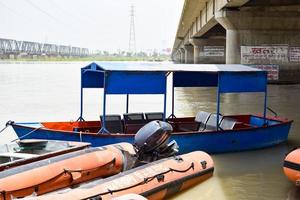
[[283, 148, 300, 186]]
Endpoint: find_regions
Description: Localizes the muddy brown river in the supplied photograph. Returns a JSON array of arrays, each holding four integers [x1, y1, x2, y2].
[[0, 62, 299, 199]]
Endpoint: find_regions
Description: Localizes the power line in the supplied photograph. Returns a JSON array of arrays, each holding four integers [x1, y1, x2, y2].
[[47, 0, 99, 27], [24, 0, 62, 24], [0, 0, 34, 22], [24, 0, 82, 34]]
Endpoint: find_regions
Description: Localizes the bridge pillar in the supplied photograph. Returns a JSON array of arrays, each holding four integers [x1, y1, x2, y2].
[[176, 51, 181, 63], [190, 39, 201, 64], [179, 48, 185, 64], [9, 54, 16, 59], [190, 38, 226, 64], [172, 51, 179, 63], [183, 45, 194, 64], [0, 54, 8, 59], [216, 8, 300, 83]]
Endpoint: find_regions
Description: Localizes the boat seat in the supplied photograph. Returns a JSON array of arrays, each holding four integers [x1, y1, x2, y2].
[[204, 114, 223, 131], [100, 114, 123, 133], [145, 112, 164, 121], [123, 113, 146, 124], [219, 117, 237, 130], [195, 111, 211, 131], [123, 113, 146, 134]]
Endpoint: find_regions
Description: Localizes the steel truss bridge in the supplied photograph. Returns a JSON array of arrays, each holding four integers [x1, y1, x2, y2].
[[0, 38, 89, 57]]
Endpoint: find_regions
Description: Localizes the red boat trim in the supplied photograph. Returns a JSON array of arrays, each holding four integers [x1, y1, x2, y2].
[[284, 160, 300, 171], [12, 114, 293, 137]]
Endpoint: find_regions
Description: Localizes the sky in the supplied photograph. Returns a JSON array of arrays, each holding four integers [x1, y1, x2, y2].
[[0, 0, 184, 52]]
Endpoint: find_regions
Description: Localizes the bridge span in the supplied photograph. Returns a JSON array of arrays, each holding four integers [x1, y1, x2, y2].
[[172, 0, 300, 83], [0, 38, 89, 58]]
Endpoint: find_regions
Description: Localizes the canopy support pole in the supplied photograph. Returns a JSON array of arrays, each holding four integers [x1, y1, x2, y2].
[[172, 85, 174, 117], [216, 76, 221, 130], [99, 73, 109, 134], [168, 78, 176, 119], [163, 93, 167, 121], [126, 94, 129, 113], [263, 89, 267, 125], [77, 75, 84, 121], [262, 73, 268, 126], [163, 72, 170, 121]]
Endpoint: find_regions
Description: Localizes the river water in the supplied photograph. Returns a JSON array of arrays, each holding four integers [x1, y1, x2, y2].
[[0, 62, 299, 199]]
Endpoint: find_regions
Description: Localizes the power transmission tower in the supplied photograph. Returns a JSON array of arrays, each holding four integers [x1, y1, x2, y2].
[[129, 4, 136, 55]]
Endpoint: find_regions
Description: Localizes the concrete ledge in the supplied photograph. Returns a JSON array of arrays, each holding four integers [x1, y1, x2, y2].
[[216, 10, 300, 30]]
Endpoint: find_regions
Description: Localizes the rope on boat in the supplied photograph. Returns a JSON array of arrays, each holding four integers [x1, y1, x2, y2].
[[0, 125, 8, 134], [0, 158, 116, 198], [10, 127, 43, 143], [79, 131, 83, 142], [82, 162, 195, 200], [267, 107, 278, 117], [0, 120, 14, 134]]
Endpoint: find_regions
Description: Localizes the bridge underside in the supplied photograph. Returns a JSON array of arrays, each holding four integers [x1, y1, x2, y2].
[[172, 0, 300, 83]]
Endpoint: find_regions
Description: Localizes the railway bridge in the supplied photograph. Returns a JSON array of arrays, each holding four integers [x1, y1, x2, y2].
[[0, 38, 89, 58]]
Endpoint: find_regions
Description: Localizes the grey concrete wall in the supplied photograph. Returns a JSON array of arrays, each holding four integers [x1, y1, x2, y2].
[[216, 8, 300, 83], [190, 38, 226, 64]]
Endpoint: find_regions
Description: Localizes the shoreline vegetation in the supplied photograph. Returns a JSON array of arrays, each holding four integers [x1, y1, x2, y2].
[[0, 55, 170, 62]]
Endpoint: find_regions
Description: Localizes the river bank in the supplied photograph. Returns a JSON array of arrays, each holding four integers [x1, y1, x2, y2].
[[0, 55, 169, 62]]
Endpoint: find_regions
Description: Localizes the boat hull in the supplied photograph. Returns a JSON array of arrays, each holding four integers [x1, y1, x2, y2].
[[29, 151, 214, 200], [0, 140, 90, 171], [0, 143, 135, 200], [12, 116, 292, 154]]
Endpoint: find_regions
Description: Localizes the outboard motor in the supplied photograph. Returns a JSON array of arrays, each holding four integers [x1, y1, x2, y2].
[[134, 120, 179, 163]]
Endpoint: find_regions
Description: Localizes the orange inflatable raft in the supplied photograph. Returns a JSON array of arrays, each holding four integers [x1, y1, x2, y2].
[[284, 148, 300, 186], [32, 151, 214, 200], [0, 142, 135, 200], [0, 139, 90, 172]]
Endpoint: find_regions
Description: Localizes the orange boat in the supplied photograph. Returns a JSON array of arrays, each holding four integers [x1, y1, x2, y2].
[[32, 151, 214, 200], [0, 142, 136, 200], [0, 139, 90, 172], [284, 148, 300, 186]]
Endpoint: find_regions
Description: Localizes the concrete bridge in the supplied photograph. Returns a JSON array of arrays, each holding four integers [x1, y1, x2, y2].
[[172, 0, 300, 83], [0, 38, 89, 59]]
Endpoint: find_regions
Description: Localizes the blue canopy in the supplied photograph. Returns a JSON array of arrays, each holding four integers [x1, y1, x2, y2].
[[79, 62, 268, 132], [81, 62, 167, 94], [81, 62, 266, 92]]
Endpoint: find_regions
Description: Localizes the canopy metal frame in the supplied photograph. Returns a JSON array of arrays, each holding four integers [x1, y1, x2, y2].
[[77, 62, 268, 134]]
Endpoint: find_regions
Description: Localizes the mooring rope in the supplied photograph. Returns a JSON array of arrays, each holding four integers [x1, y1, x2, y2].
[[82, 162, 195, 200], [10, 127, 43, 143], [267, 107, 278, 117], [0, 125, 8, 134], [0, 120, 14, 134]]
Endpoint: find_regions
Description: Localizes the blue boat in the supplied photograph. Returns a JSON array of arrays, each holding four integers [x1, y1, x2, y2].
[[9, 62, 293, 154]]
